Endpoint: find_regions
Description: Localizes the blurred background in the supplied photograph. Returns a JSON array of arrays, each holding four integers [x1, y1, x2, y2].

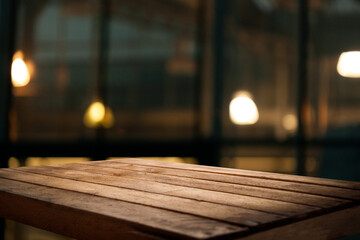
[[0, 0, 360, 239]]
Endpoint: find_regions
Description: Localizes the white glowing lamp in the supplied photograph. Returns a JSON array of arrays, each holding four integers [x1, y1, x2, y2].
[[84, 101, 114, 128], [11, 51, 31, 87], [337, 51, 360, 78], [229, 91, 259, 125]]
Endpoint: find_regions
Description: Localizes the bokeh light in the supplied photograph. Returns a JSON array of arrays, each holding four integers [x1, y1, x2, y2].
[[11, 51, 31, 87], [229, 91, 259, 125], [337, 51, 360, 78]]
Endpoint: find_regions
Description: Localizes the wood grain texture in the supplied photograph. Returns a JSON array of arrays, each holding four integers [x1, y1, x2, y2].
[[0, 158, 359, 240], [240, 205, 360, 240], [0, 169, 285, 227], [0, 177, 245, 240], [83, 160, 360, 201], [54, 162, 350, 209], [13, 165, 321, 217], [110, 158, 360, 190], [0, 190, 164, 240]]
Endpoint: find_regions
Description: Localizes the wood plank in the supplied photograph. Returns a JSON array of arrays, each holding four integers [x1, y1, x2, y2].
[[0, 169, 285, 228], [32, 162, 350, 209], [0, 177, 246, 240], [1, 159, 359, 240], [241, 205, 360, 240], [0, 189, 164, 240], [111, 158, 360, 190], [89, 160, 360, 201], [14, 165, 320, 217]]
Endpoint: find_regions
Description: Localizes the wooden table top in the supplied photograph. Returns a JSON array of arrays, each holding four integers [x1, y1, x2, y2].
[[0, 158, 359, 240]]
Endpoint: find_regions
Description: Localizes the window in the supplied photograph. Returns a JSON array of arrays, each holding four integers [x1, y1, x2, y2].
[[1, 0, 359, 180]]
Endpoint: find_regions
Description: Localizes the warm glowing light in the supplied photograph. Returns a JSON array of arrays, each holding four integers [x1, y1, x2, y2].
[[282, 114, 298, 131], [90, 102, 105, 122], [229, 91, 259, 125], [13, 51, 24, 60], [337, 51, 360, 78], [84, 101, 105, 127], [11, 54, 31, 87], [102, 106, 115, 128], [84, 101, 114, 128], [25, 157, 89, 166], [8, 157, 20, 168]]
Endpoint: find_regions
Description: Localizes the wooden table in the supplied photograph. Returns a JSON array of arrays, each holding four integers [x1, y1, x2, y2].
[[0, 158, 359, 240]]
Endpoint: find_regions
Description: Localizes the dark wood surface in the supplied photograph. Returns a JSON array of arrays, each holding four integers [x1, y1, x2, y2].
[[0, 158, 359, 239]]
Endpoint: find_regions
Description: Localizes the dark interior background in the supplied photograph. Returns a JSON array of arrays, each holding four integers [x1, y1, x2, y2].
[[1, 0, 360, 239]]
